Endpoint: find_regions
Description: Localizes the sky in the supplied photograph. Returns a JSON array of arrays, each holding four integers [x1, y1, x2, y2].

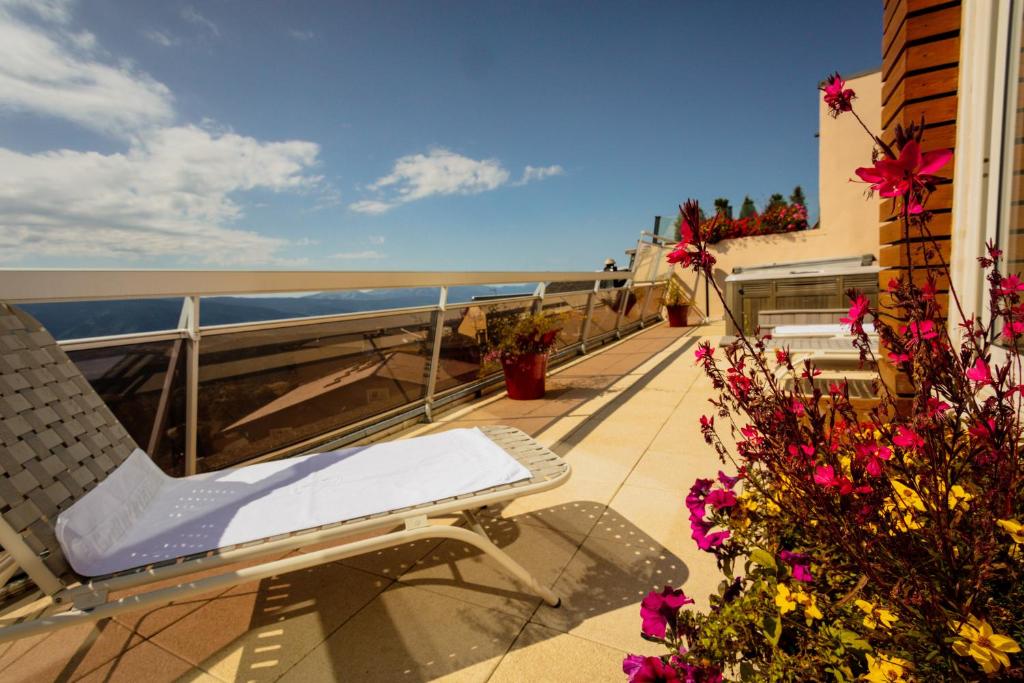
[[0, 0, 883, 272]]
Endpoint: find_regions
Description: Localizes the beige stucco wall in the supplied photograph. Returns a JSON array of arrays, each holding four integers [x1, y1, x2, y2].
[[672, 69, 881, 321]]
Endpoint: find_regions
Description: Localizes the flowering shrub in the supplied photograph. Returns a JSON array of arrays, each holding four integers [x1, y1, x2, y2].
[[480, 311, 561, 374], [702, 203, 809, 244], [624, 72, 1023, 680]]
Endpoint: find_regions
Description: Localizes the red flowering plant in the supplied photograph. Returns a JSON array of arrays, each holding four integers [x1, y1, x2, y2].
[[479, 311, 562, 375], [702, 205, 809, 244], [623, 73, 1023, 680]]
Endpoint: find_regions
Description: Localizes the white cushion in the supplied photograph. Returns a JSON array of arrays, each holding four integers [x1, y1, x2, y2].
[[56, 428, 531, 577]]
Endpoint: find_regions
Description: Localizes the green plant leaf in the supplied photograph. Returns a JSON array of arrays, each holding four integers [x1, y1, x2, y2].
[[749, 548, 777, 572], [761, 613, 782, 646]]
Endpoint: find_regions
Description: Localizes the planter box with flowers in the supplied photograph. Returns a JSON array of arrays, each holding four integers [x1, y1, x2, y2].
[[661, 280, 691, 327], [621, 73, 1022, 682], [481, 312, 562, 400]]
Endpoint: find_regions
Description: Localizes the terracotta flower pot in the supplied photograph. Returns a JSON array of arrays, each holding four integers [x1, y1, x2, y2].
[[501, 353, 548, 400], [666, 304, 689, 327]]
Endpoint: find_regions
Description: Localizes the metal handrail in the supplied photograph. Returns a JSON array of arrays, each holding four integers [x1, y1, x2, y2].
[[0, 268, 632, 304], [1, 246, 671, 475]]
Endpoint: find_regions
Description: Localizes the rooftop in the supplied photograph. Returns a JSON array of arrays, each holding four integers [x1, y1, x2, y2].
[[0, 321, 728, 682]]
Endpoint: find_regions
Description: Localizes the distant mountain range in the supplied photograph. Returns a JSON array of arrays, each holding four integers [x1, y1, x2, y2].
[[22, 285, 536, 340]]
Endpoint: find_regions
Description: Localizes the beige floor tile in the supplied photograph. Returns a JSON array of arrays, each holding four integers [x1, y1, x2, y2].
[[278, 583, 527, 683], [478, 478, 618, 536], [148, 562, 389, 682], [488, 622, 628, 683], [625, 446, 720, 493], [399, 521, 585, 619], [0, 617, 149, 682], [529, 534, 691, 653]]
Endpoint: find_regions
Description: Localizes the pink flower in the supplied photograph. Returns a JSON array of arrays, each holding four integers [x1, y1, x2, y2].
[[623, 655, 681, 682], [705, 489, 737, 510], [814, 465, 853, 495], [694, 344, 714, 362], [893, 425, 924, 450], [821, 72, 855, 115], [840, 294, 870, 329], [779, 550, 814, 583], [997, 274, 1024, 297], [640, 586, 694, 639], [717, 470, 741, 488], [854, 140, 952, 213], [966, 358, 992, 385], [900, 319, 938, 346], [888, 350, 911, 364]]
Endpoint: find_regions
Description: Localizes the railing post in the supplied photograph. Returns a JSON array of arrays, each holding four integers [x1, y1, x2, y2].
[[578, 280, 601, 354], [182, 296, 200, 476], [532, 281, 547, 315], [423, 286, 448, 422]]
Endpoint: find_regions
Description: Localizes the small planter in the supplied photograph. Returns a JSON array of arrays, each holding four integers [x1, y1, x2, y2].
[[666, 304, 690, 327], [501, 353, 548, 400]]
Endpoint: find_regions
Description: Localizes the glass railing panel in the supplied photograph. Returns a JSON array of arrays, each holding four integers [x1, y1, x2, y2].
[[196, 311, 435, 471], [586, 290, 622, 340], [434, 299, 536, 394], [540, 292, 590, 349], [645, 284, 667, 321], [620, 286, 649, 328], [23, 299, 184, 340], [200, 289, 442, 326], [446, 283, 536, 305], [68, 340, 187, 475]]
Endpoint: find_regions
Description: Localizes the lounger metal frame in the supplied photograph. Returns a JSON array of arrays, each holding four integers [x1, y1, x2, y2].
[[0, 304, 569, 643]]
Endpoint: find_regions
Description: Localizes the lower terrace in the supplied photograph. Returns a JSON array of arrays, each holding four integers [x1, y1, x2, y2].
[[0, 320, 732, 682]]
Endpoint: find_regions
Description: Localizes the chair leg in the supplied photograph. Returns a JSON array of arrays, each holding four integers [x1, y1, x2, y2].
[[457, 512, 560, 608]]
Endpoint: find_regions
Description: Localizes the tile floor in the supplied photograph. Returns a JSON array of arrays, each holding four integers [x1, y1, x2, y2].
[[0, 321, 728, 682]]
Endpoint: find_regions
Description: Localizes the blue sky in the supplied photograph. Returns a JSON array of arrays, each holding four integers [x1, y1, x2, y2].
[[0, 0, 882, 271]]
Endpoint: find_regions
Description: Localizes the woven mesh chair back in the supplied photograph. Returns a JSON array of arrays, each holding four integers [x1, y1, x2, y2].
[[0, 304, 138, 584]]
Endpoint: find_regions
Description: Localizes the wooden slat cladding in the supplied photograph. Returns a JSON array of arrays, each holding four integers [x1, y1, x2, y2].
[[878, 0, 961, 401]]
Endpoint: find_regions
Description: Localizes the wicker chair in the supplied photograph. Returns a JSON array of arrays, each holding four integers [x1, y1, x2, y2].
[[0, 304, 569, 642]]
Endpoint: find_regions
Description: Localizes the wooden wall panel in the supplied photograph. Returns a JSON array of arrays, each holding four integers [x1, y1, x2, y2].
[[878, 0, 961, 402]]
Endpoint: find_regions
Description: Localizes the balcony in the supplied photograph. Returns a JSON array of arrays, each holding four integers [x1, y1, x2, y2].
[[0, 305, 729, 681]]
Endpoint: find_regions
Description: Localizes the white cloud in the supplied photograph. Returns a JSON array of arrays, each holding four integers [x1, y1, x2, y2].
[[368, 235, 386, 245], [517, 164, 564, 185], [287, 29, 314, 41], [350, 150, 564, 213], [181, 5, 218, 37], [0, 1, 175, 137], [350, 148, 510, 214], [0, 125, 325, 265], [0, 2, 336, 266], [143, 29, 178, 47], [332, 250, 386, 260]]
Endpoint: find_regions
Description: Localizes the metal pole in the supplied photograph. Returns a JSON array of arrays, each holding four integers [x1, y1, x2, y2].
[[578, 280, 600, 354], [423, 286, 448, 422], [613, 279, 631, 338], [183, 296, 200, 476]]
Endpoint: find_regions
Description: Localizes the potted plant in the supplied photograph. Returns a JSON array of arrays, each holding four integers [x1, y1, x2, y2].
[[482, 312, 562, 400], [661, 280, 690, 327]]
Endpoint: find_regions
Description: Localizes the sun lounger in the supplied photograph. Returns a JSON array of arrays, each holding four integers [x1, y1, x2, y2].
[[0, 304, 569, 642]]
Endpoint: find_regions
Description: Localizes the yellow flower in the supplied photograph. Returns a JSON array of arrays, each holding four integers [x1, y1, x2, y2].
[[883, 480, 926, 532], [855, 599, 898, 630], [998, 518, 1024, 544], [946, 484, 972, 511], [794, 590, 822, 621], [863, 653, 913, 682], [775, 584, 797, 614], [951, 616, 1020, 674]]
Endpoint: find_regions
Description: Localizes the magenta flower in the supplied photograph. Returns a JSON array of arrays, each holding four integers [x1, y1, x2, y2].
[[997, 274, 1024, 296], [854, 140, 952, 213], [779, 550, 814, 583], [705, 489, 737, 510], [840, 294, 870, 333], [717, 470, 741, 488], [821, 72, 855, 115], [900, 319, 938, 346], [640, 586, 694, 639], [694, 344, 713, 362], [893, 426, 924, 450], [966, 358, 992, 385], [623, 655, 681, 682]]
